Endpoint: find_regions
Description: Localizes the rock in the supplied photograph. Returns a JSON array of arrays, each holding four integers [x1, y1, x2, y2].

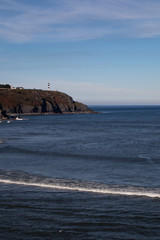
[[0, 109, 9, 119], [0, 89, 94, 115]]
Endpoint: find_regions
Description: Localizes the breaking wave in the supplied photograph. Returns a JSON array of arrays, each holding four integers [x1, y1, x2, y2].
[[0, 170, 159, 199]]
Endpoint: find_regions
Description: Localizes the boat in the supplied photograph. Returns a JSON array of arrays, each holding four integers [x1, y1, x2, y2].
[[16, 117, 24, 120]]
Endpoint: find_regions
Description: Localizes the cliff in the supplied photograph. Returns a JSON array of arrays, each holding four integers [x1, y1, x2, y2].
[[0, 89, 94, 117]]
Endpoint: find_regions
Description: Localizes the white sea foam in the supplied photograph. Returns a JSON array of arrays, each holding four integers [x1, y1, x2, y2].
[[0, 179, 159, 199]]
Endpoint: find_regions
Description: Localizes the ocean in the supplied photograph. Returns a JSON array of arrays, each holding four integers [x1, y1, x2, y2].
[[0, 106, 160, 240]]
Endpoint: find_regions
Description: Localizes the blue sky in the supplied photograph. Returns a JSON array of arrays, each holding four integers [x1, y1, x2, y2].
[[0, 0, 160, 105]]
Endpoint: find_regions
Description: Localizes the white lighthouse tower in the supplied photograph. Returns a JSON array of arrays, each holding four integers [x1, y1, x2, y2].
[[48, 82, 50, 91]]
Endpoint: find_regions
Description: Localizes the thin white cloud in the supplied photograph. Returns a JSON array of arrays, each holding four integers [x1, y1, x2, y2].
[[0, 0, 160, 42]]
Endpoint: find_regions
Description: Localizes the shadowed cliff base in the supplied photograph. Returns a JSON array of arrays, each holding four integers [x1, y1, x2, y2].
[[0, 89, 95, 117]]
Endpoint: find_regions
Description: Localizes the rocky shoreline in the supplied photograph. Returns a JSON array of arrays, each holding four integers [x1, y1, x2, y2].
[[0, 89, 95, 119], [0, 109, 10, 120]]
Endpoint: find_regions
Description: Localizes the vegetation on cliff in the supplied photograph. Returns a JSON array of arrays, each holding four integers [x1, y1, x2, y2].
[[0, 89, 93, 116], [0, 84, 11, 89]]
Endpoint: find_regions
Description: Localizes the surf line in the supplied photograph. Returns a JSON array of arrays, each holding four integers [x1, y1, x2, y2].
[[0, 179, 159, 199]]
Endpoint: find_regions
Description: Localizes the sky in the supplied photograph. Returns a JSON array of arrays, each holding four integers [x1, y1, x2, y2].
[[0, 0, 160, 105]]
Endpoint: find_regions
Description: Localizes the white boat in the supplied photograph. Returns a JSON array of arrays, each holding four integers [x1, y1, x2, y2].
[[16, 117, 24, 121]]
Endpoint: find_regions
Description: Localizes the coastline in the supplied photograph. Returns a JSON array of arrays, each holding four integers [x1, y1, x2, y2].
[[10, 110, 97, 116], [0, 89, 97, 117], [0, 110, 98, 121]]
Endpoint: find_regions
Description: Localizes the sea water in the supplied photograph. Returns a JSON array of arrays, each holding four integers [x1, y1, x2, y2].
[[0, 106, 160, 239]]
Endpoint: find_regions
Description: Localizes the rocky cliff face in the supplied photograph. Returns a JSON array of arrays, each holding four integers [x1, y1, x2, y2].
[[0, 89, 93, 116]]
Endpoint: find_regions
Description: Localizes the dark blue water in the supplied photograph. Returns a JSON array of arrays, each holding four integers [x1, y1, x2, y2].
[[0, 106, 160, 239]]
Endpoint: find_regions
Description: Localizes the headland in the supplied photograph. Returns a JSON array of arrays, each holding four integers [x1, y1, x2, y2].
[[0, 88, 95, 119]]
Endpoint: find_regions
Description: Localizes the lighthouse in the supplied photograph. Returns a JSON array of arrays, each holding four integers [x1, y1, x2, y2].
[[48, 83, 50, 91]]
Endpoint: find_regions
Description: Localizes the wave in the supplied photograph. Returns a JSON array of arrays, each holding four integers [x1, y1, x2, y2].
[[1, 144, 159, 165], [0, 179, 160, 198], [0, 170, 159, 199]]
